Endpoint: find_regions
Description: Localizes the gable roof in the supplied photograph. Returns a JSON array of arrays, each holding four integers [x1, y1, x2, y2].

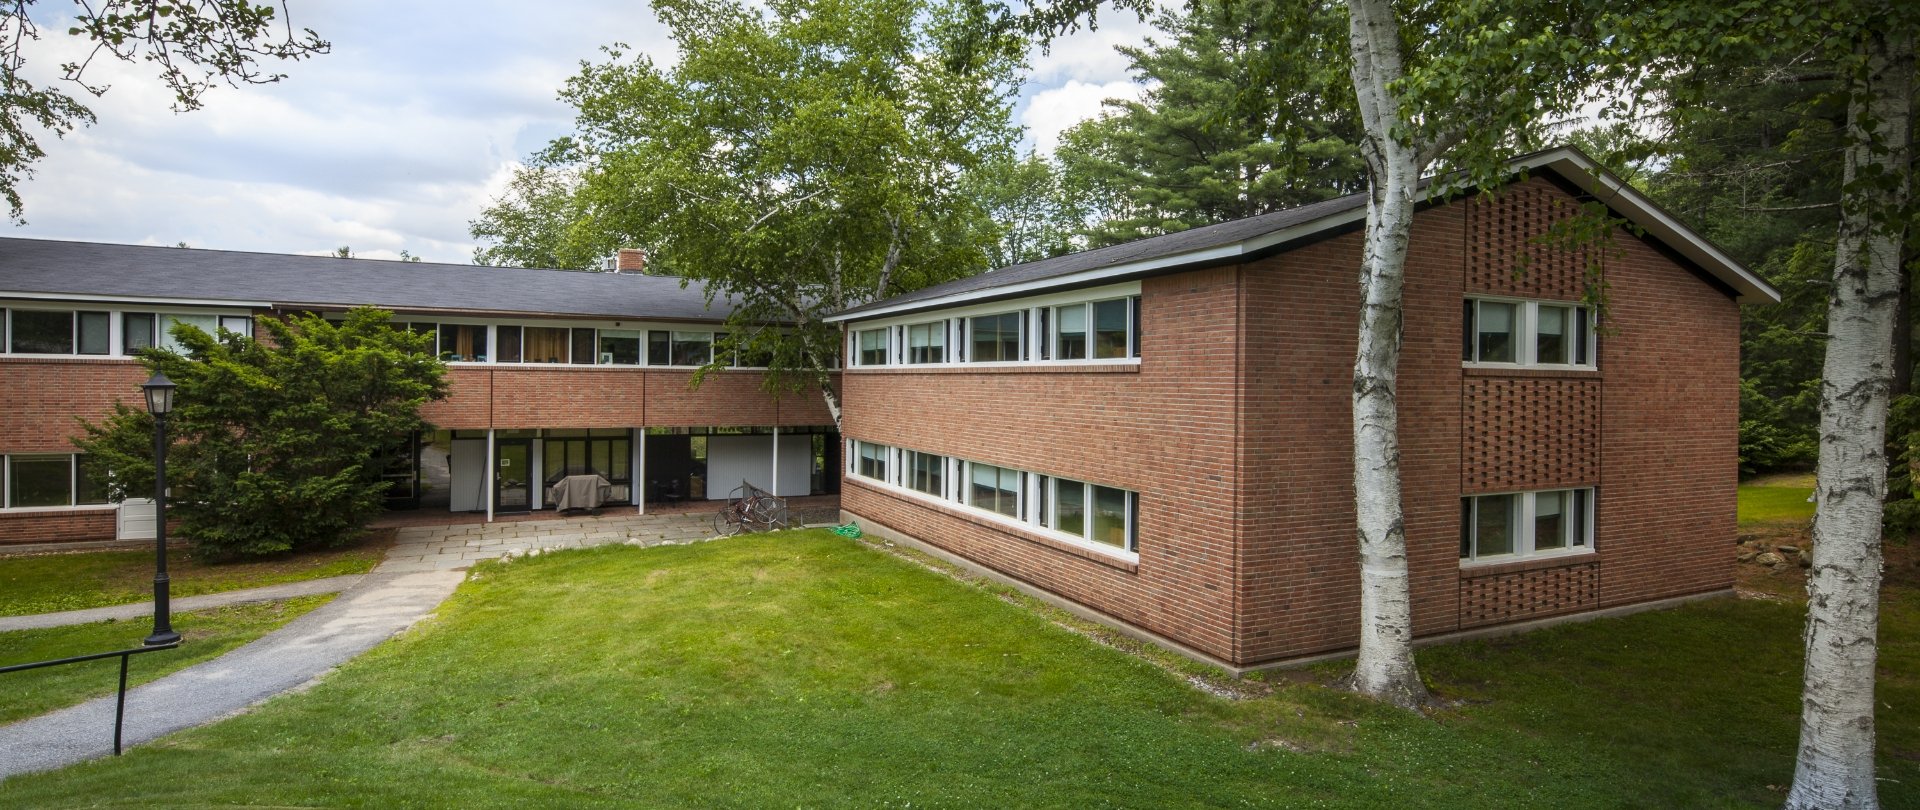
[[0, 239, 733, 323], [828, 146, 1782, 323]]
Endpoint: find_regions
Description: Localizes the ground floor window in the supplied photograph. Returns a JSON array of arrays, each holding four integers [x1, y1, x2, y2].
[[2, 454, 110, 509], [1461, 488, 1593, 563], [967, 462, 1022, 518]]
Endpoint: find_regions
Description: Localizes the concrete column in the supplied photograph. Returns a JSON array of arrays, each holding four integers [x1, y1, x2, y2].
[[485, 428, 495, 523], [635, 429, 647, 515]]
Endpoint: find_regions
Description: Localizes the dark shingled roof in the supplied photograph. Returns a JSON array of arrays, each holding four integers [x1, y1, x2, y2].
[[0, 238, 734, 322], [832, 191, 1369, 319]]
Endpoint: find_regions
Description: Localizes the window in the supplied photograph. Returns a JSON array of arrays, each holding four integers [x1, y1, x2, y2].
[[3, 454, 108, 508], [855, 441, 889, 481], [669, 331, 712, 366], [906, 322, 945, 364], [1093, 299, 1129, 359], [599, 329, 642, 365], [1460, 488, 1593, 562], [218, 315, 253, 339], [78, 312, 111, 355], [10, 310, 73, 354], [968, 462, 1022, 517], [969, 313, 1021, 362], [857, 328, 889, 366], [123, 312, 157, 354], [571, 328, 596, 365], [438, 324, 489, 362], [1090, 484, 1131, 549], [1055, 305, 1087, 360], [526, 327, 569, 363], [1043, 477, 1137, 551], [163, 315, 217, 352], [497, 325, 523, 363], [905, 450, 945, 496], [1050, 477, 1086, 536], [1464, 298, 1594, 367]]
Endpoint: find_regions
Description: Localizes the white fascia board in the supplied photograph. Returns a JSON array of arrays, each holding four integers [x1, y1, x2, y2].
[[826, 209, 1370, 324], [1514, 149, 1782, 305], [0, 291, 270, 309]]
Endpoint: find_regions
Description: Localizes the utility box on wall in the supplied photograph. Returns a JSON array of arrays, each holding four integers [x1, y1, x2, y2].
[[117, 498, 156, 540]]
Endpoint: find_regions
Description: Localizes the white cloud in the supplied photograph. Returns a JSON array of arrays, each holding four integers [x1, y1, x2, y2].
[[6, 1, 1153, 262], [1021, 80, 1141, 156]]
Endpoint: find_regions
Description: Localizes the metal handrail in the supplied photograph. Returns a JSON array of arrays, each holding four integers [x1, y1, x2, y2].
[[1, 641, 181, 755]]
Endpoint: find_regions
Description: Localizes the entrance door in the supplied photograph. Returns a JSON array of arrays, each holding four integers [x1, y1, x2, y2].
[[496, 439, 532, 513]]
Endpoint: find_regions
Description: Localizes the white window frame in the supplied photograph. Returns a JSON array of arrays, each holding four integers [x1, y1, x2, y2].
[[1460, 487, 1595, 565], [1, 453, 113, 511], [854, 327, 891, 367], [1463, 296, 1596, 369], [840, 282, 1143, 369], [904, 321, 946, 365]]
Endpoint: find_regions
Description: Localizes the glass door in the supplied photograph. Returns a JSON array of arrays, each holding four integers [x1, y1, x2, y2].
[[495, 440, 532, 513]]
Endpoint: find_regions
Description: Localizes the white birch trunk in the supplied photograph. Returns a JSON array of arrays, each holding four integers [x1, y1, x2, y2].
[[1342, 0, 1431, 710], [1787, 27, 1913, 810]]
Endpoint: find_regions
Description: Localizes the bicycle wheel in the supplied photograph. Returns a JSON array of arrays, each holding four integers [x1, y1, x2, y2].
[[713, 508, 740, 536]]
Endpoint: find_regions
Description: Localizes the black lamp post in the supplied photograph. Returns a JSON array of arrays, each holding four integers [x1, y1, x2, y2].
[[141, 372, 181, 647]]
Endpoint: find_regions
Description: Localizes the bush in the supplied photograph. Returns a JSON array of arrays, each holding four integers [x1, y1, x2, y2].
[[75, 309, 446, 557]]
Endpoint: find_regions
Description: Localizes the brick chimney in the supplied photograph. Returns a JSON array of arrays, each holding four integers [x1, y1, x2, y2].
[[614, 248, 647, 274]]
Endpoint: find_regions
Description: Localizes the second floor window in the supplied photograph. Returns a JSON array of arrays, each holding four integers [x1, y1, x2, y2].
[[1463, 298, 1594, 367]]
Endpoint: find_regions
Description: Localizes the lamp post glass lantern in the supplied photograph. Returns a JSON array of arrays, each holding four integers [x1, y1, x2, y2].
[[141, 373, 180, 647]]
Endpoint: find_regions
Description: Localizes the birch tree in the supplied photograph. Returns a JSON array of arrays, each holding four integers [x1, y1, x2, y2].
[[470, 0, 1025, 428], [1789, 19, 1913, 810]]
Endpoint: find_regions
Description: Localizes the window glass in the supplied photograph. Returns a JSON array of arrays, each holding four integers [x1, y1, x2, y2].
[[407, 323, 438, 357], [1461, 299, 1475, 361], [670, 331, 712, 366], [970, 313, 1021, 362], [1054, 478, 1086, 536], [75, 455, 110, 505], [12, 310, 74, 354], [1537, 306, 1569, 364], [1475, 302, 1515, 363], [438, 324, 488, 361], [908, 451, 945, 496], [647, 330, 670, 365], [218, 315, 253, 339], [162, 314, 218, 352], [526, 327, 569, 363], [969, 463, 1020, 517], [857, 442, 888, 481], [1534, 490, 1567, 550], [906, 323, 945, 364], [1055, 305, 1087, 360], [1572, 489, 1590, 547], [1574, 306, 1592, 364], [599, 329, 642, 365], [497, 325, 523, 363], [571, 328, 597, 365], [1130, 295, 1142, 358], [859, 329, 888, 366], [1091, 485, 1128, 547], [1473, 493, 1516, 556], [1093, 299, 1128, 359], [78, 312, 111, 355], [123, 312, 157, 354], [8, 455, 71, 507]]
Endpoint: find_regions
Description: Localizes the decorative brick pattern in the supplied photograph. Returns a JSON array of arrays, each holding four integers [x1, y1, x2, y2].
[[1459, 560, 1601, 628], [1461, 376, 1601, 492], [1466, 178, 1593, 300]]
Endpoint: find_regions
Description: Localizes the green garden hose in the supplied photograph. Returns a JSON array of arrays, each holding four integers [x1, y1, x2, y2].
[[832, 522, 862, 538]]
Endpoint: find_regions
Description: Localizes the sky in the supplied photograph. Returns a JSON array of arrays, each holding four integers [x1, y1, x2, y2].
[[8, 1, 1158, 263]]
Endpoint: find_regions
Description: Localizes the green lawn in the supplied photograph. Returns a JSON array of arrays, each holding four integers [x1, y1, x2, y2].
[[1739, 472, 1816, 528], [0, 595, 331, 725], [0, 531, 1912, 808], [0, 541, 383, 617]]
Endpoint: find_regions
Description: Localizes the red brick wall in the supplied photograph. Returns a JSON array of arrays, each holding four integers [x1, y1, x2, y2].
[[1462, 375, 1602, 491], [0, 357, 150, 453], [840, 267, 1243, 662], [417, 367, 837, 429], [0, 508, 117, 545]]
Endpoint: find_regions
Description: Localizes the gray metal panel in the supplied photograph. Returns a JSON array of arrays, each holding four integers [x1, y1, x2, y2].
[[0, 239, 734, 322]]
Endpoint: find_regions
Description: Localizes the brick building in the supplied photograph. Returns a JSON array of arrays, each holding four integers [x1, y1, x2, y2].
[[827, 147, 1779, 670], [0, 244, 837, 546]]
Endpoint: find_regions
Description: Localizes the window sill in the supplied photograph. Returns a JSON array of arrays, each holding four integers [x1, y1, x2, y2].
[[0, 355, 141, 364], [1462, 365, 1601, 379], [846, 477, 1140, 573], [849, 360, 1141, 375], [1460, 549, 1597, 576]]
